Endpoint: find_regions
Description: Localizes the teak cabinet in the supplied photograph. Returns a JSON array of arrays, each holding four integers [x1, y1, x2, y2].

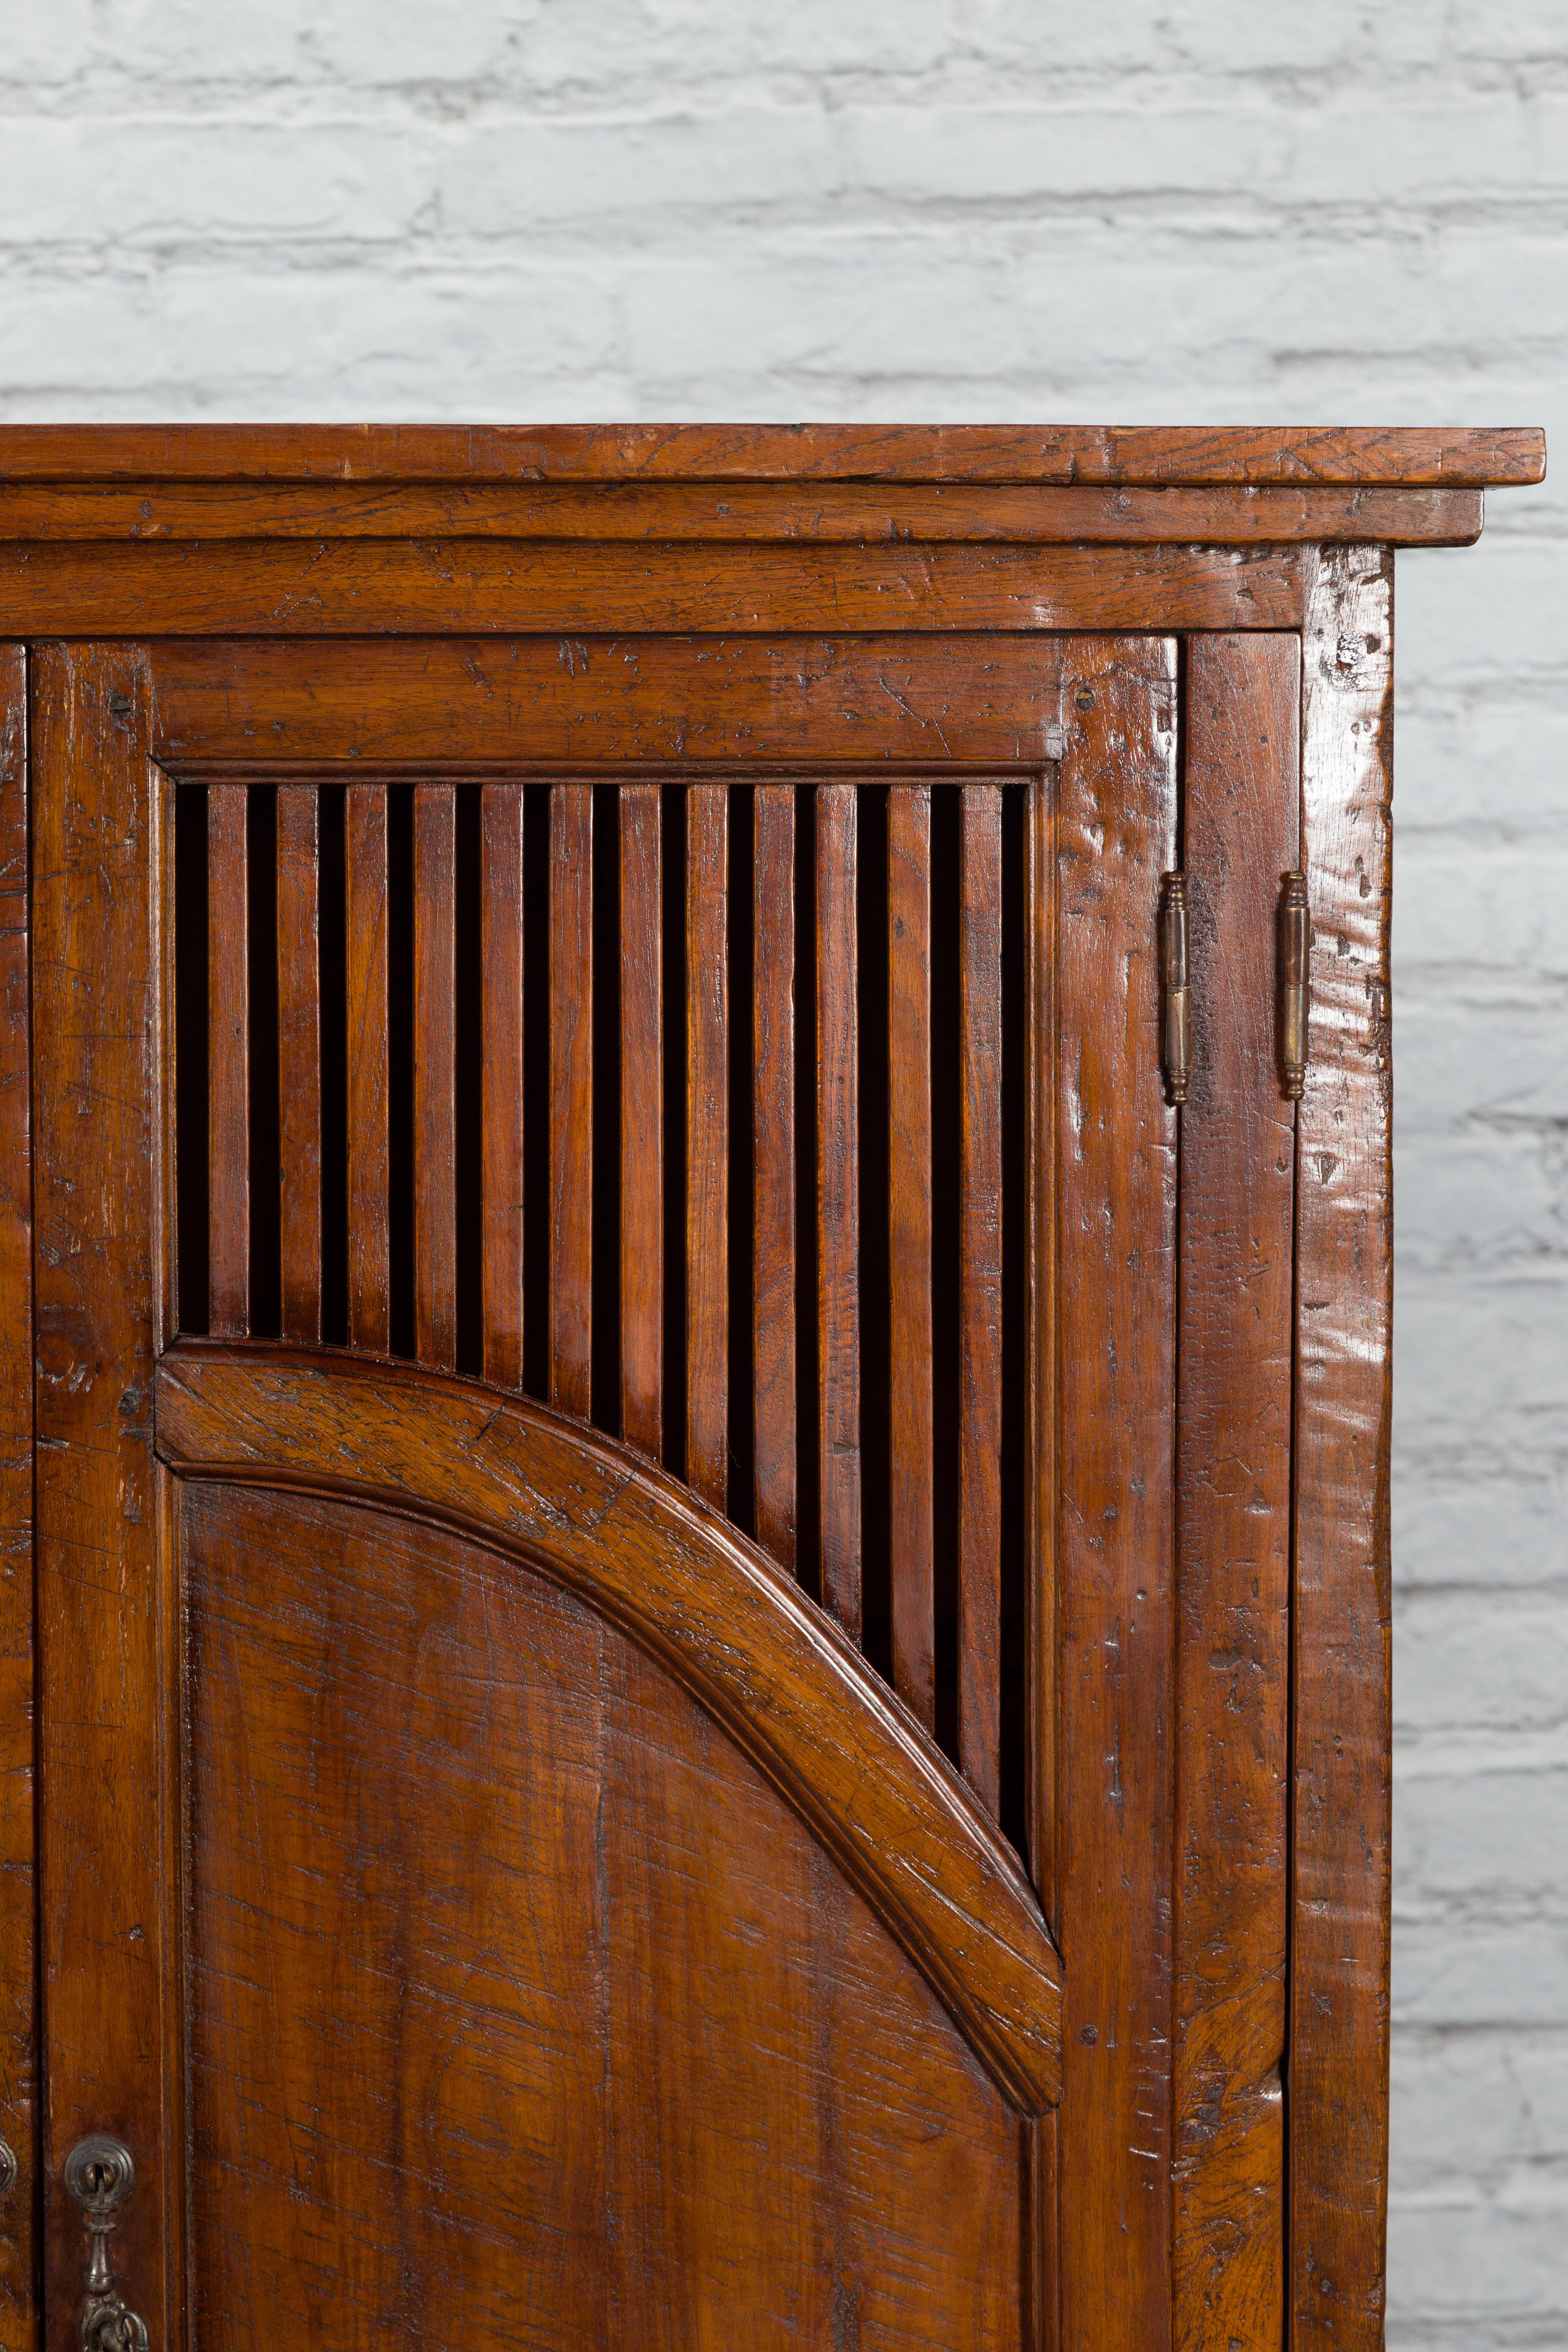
[[0, 423, 1546, 2352]]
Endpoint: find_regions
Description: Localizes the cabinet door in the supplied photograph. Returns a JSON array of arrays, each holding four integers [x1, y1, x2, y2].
[[28, 631, 1295, 2351]]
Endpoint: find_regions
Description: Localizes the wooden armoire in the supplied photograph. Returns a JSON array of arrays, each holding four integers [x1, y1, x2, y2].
[[0, 423, 1546, 2352]]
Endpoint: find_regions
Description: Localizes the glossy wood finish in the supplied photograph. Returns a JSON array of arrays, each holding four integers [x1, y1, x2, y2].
[[815, 786, 861, 1641], [958, 785, 1005, 1815], [275, 788, 322, 1346], [549, 785, 594, 1420], [0, 646, 37, 2351], [412, 786, 457, 1369], [751, 787, 797, 1571], [345, 785, 390, 1354], [888, 786, 935, 1729], [1053, 637, 1179, 2352], [1291, 549, 1396, 2351], [480, 783, 526, 1390], [619, 784, 664, 1459], [1173, 637, 1299, 2352], [0, 418, 1542, 482], [155, 1344, 1063, 2115], [205, 790, 249, 1339], [684, 787, 729, 1509]]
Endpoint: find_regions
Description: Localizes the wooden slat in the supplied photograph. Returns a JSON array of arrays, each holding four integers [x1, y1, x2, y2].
[[276, 786, 322, 1344], [1291, 551, 1396, 2350], [619, 785, 663, 1458], [549, 784, 593, 1418], [887, 786, 935, 1729], [958, 786, 1005, 1813], [345, 784, 390, 1353], [1173, 638, 1298, 2350], [413, 786, 457, 1369], [480, 784, 526, 1389], [815, 786, 861, 1640], [1055, 638, 1180, 2352], [685, 786, 729, 1510], [752, 786, 797, 1571], [0, 643, 39, 2352], [207, 787, 250, 1338]]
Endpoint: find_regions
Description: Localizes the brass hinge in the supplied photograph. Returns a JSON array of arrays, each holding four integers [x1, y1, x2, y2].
[[1277, 869, 1309, 1100], [1158, 872, 1191, 1105]]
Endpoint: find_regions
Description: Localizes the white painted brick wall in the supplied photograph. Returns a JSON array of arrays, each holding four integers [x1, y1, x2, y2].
[[0, 3, 1561, 2340]]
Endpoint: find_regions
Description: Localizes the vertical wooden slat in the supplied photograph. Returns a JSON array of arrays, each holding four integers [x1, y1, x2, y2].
[[413, 786, 457, 1369], [345, 784, 390, 1353], [815, 784, 861, 1639], [887, 785, 934, 1728], [549, 784, 593, 1418], [0, 644, 39, 2352], [619, 785, 663, 1456], [276, 786, 322, 1344], [752, 786, 797, 1570], [207, 787, 249, 1338], [481, 783, 526, 1388], [958, 785, 1004, 1811], [685, 785, 729, 1509]]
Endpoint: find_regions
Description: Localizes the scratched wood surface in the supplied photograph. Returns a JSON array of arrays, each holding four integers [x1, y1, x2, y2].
[[1290, 548, 1396, 2350], [0, 646, 37, 2352], [1172, 636, 1298, 2352], [180, 1473, 1027, 2351]]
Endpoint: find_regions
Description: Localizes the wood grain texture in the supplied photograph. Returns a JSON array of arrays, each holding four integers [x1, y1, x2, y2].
[[685, 786, 728, 1509], [413, 786, 457, 1369], [815, 786, 861, 1642], [549, 785, 594, 1419], [31, 645, 181, 2352], [619, 784, 663, 1458], [958, 785, 1004, 1815], [154, 1343, 1063, 2116], [0, 419, 1541, 483], [1054, 637, 1179, 2352], [152, 634, 1080, 770], [205, 788, 249, 1339], [0, 478, 1487, 545], [0, 645, 37, 2352], [1173, 636, 1298, 2352], [0, 539, 1313, 640], [480, 783, 526, 1389], [888, 786, 935, 1730], [179, 1475, 1029, 2352], [751, 786, 797, 1572], [1291, 548, 1396, 2350], [345, 785, 390, 1354], [275, 787, 322, 1345]]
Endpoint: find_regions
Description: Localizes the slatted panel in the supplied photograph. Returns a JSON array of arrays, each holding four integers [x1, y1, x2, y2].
[[181, 775, 1037, 1834]]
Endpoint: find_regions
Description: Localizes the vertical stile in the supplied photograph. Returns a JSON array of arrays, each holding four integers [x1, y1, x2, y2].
[[413, 787, 458, 1369], [207, 787, 250, 1338], [480, 784, 526, 1388], [275, 787, 322, 1344], [345, 784, 391, 1353], [752, 786, 797, 1571], [685, 786, 729, 1509], [815, 785, 861, 1640], [619, 785, 664, 1457], [958, 786, 1005, 1812], [549, 784, 594, 1418], [887, 786, 935, 1728]]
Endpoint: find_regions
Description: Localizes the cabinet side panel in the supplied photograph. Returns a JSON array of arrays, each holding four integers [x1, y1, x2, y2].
[[1292, 550, 1394, 2347], [31, 648, 179, 2352], [0, 646, 37, 2350], [1055, 638, 1179, 2352], [1174, 635, 1299, 2350]]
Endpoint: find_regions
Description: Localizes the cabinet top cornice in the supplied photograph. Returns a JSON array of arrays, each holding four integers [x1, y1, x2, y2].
[[0, 421, 1545, 487]]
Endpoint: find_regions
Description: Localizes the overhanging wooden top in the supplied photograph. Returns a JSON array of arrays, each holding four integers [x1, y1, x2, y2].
[[0, 422, 1546, 487]]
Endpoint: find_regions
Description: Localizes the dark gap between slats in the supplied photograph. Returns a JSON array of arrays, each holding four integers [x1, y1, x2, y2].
[[521, 787, 554, 1402], [386, 786, 416, 1360], [660, 787, 688, 1483], [317, 787, 350, 1350], [856, 784, 892, 1687], [591, 782, 622, 1437], [930, 788, 963, 1769], [727, 787, 756, 1538], [246, 785, 282, 1339], [793, 790, 821, 1607], [998, 784, 1032, 1866], [174, 784, 211, 1336], [453, 787, 485, 1378]]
